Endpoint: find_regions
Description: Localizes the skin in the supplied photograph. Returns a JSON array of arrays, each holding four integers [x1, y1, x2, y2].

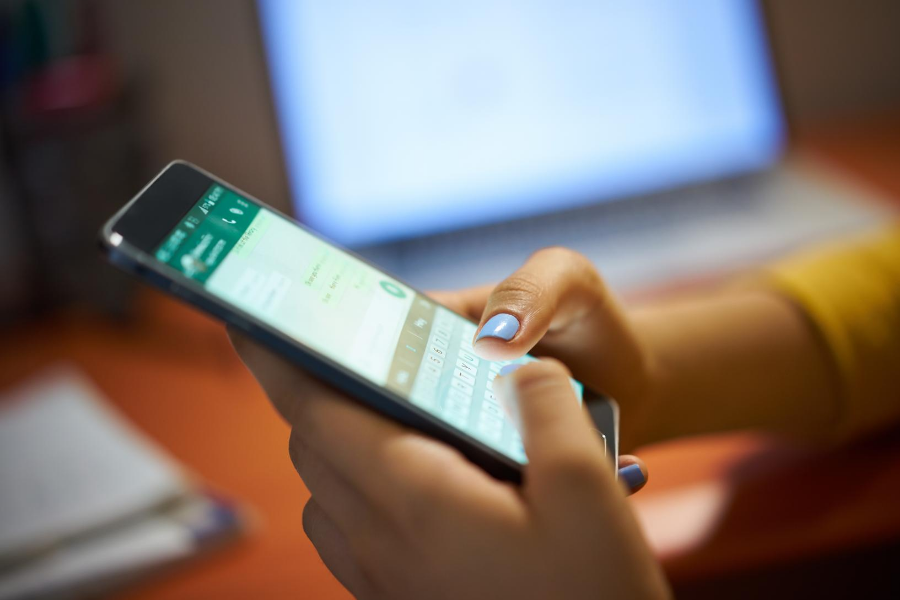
[[230, 246, 836, 598], [231, 341, 670, 599], [433, 247, 838, 451]]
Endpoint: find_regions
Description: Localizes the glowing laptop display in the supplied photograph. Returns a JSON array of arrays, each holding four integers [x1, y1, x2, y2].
[[259, 0, 783, 246]]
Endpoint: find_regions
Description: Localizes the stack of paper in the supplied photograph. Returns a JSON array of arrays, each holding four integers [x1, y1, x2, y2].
[[0, 367, 243, 599]]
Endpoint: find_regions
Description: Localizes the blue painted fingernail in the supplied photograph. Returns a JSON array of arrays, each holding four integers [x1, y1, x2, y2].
[[475, 313, 520, 342], [619, 464, 646, 491], [499, 363, 524, 376]]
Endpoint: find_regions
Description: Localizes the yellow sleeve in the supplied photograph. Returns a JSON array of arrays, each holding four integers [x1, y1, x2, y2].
[[765, 224, 900, 440]]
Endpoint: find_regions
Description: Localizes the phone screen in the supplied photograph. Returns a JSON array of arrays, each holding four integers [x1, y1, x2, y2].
[[153, 184, 584, 463]]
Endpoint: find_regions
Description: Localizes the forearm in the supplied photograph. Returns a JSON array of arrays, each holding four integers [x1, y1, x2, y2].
[[629, 288, 840, 447]]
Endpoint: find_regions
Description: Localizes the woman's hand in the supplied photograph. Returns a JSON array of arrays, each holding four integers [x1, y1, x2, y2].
[[430, 247, 657, 451], [432, 245, 844, 447], [231, 334, 670, 600]]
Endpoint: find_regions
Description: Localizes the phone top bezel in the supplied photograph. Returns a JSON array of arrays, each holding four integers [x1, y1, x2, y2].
[[100, 160, 617, 483]]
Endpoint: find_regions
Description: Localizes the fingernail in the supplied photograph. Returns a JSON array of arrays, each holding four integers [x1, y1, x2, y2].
[[475, 313, 520, 342], [619, 464, 646, 491], [493, 375, 522, 433], [498, 363, 523, 376]]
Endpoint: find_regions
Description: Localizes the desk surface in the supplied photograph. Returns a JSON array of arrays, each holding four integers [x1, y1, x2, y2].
[[2, 112, 899, 599]]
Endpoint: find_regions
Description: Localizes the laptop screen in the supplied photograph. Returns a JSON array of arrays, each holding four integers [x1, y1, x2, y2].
[[259, 0, 783, 246]]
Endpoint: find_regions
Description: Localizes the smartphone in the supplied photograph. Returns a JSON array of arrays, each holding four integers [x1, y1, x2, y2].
[[99, 161, 618, 483]]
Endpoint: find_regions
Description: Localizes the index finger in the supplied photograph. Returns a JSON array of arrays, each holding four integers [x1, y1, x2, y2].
[[228, 327, 304, 424]]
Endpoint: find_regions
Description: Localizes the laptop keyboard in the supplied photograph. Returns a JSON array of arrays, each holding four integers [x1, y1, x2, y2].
[[360, 166, 893, 293]]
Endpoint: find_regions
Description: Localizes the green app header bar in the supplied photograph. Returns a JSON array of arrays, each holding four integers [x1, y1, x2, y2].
[[155, 184, 260, 283]]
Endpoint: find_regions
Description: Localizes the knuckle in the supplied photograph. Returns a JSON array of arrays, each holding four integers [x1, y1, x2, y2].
[[535, 246, 592, 274], [260, 370, 308, 426], [304, 497, 378, 564], [288, 429, 309, 475], [302, 498, 325, 539], [538, 247, 604, 286], [280, 381, 341, 443], [304, 492, 385, 575], [289, 425, 333, 487], [531, 247, 608, 302], [495, 272, 545, 305], [280, 387, 313, 435], [534, 245, 581, 264], [227, 328, 249, 355]]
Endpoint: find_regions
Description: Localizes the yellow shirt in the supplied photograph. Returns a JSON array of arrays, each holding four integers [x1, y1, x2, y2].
[[768, 224, 900, 440]]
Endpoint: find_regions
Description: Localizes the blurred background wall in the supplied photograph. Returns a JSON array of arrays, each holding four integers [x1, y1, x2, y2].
[[98, 0, 290, 212], [764, 0, 900, 127]]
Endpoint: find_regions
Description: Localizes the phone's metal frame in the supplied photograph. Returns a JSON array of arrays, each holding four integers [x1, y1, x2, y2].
[[100, 161, 619, 483]]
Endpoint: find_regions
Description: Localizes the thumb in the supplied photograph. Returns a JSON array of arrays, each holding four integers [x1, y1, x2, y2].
[[495, 359, 612, 497], [472, 247, 607, 362]]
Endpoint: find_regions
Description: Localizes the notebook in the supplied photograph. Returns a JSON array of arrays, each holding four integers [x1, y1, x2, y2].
[[0, 367, 244, 599]]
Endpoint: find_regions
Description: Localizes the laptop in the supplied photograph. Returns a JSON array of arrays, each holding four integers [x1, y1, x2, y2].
[[257, 0, 893, 292]]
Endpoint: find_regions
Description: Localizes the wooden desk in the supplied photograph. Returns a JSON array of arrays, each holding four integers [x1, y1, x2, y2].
[[0, 299, 350, 599], [1, 111, 898, 599]]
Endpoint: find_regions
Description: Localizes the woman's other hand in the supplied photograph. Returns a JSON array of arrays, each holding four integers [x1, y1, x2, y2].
[[430, 247, 657, 450], [230, 332, 669, 600]]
